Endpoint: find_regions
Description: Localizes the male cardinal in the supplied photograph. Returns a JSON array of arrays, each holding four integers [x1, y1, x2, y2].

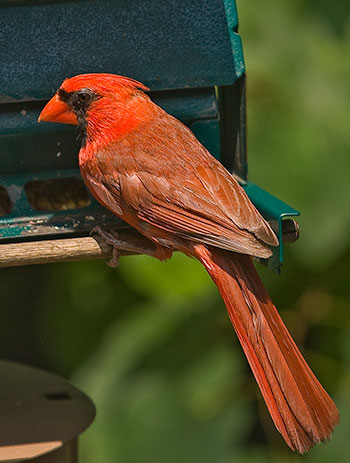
[[39, 73, 338, 453]]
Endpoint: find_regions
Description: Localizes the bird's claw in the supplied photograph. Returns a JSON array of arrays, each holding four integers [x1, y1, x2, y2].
[[90, 227, 124, 267], [90, 226, 173, 267]]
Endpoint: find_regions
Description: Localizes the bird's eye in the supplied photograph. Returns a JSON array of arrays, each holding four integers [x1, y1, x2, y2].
[[77, 91, 92, 104]]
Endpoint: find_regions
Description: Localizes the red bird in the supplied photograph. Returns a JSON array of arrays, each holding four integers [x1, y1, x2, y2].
[[39, 73, 339, 453]]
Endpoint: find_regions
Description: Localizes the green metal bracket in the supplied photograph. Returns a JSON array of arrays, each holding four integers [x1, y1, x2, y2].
[[242, 182, 300, 272]]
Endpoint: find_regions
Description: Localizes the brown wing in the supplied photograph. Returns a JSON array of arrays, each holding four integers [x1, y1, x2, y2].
[[94, 106, 278, 258]]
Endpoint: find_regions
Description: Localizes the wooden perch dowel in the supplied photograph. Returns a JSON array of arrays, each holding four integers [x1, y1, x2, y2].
[[0, 236, 113, 267], [0, 229, 160, 268]]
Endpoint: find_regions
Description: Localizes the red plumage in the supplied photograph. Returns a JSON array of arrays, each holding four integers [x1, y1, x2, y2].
[[39, 73, 339, 453]]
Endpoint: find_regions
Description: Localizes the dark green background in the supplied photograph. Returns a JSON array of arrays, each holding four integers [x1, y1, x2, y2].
[[1, 0, 349, 461]]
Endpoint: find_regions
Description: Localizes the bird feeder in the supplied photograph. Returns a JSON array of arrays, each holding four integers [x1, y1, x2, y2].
[[0, 0, 299, 272], [0, 359, 95, 462]]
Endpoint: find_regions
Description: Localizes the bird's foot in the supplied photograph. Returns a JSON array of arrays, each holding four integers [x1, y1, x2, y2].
[[90, 226, 172, 267]]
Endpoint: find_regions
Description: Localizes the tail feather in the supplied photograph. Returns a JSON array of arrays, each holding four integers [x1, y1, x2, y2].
[[194, 244, 339, 453]]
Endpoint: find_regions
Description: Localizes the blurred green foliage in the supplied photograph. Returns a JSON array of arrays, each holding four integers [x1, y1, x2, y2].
[[0, 0, 349, 461]]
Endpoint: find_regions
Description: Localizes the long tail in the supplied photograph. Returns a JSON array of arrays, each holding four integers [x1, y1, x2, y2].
[[194, 244, 339, 453]]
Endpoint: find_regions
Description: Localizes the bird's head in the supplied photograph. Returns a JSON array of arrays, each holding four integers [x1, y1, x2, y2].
[[39, 73, 150, 146]]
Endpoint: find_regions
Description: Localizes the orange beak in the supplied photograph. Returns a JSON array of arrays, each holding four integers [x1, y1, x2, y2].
[[38, 94, 78, 125]]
